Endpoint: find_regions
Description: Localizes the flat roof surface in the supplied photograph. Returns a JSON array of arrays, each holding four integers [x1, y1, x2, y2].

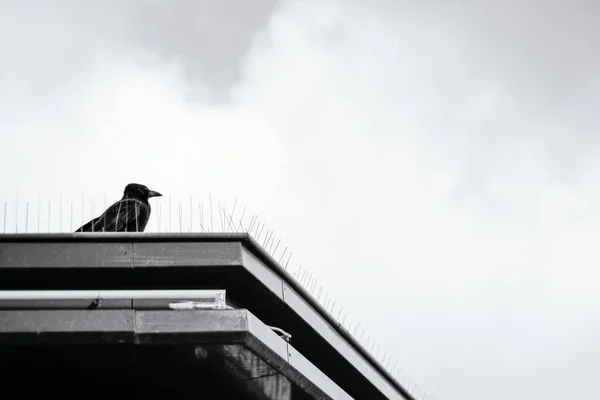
[[0, 233, 414, 400]]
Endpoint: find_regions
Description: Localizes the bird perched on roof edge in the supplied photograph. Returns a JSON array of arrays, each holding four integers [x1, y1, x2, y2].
[[75, 183, 162, 233]]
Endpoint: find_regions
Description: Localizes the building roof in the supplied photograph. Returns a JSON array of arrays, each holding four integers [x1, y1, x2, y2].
[[0, 233, 415, 400]]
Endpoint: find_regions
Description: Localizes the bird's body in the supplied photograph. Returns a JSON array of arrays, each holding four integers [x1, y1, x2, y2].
[[75, 183, 162, 233]]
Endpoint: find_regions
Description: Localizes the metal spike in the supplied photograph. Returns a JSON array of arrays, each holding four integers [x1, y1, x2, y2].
[[304, 273, 310, 288], [316, 285, 323, 301], [222, 204, 228, 232], [218, 202, 227, 232], [25, 202, 29, 233], [247, 214, 257, 233], [251, 219, 258, 237], [302, 274, 309, 287], [47, 202, 50, 233], [272, 238, 281, 257], [220, 204, 228, 231], [15, 195, 18, 233], [37, 194, 41, 233], [198, 202, 205, 232], [237, 205, 246, 231], [266, 234, 274, 252], [179, 202, 183, 233], [311, 277, 318, 294], [346, 319, 353, 334], [254, 221, 262, 238], [285, 251, 293, 269], [262, 230, 272, 247], [228, 198, 238, 233], [217, 202, 222, 231], [3, 202, 7, 234], [225, 210, 237, 234], [189, 195, 193, 232], [308, 278, 315, 294], [253, 216, 261, 234], [81, 193, 84, 227], [168, 195, 172, 233], [299, 269, 308, 286], [257, 223, 265, 241], [58, 194, 62, 233], [224, 205, 230, 232], [268, 235, 276, 253], [209, 194, 213, 232], [222, 204, 235, 233], [70, 202, 73, 232], [218, 202, 225, 231], [278, 246, 288, 264], [345, 316, 353, 331], [305, 272, 313, 288], [267, 232, 275, 250], [353, 322, 361, 336], [246, 214, 254, 233]]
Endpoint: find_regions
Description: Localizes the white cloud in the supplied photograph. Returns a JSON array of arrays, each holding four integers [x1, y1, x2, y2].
[[1, 1, 600, 399]]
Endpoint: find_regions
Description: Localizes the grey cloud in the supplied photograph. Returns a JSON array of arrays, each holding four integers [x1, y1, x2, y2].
[[1, 1, 600, 399]]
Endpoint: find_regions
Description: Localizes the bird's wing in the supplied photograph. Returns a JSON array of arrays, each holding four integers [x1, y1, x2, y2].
[[75, 217, 101, 232], [89, 198, 146, 232]]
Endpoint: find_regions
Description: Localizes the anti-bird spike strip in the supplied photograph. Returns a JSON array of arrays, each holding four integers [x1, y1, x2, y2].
[[1, 193, 428, 399]]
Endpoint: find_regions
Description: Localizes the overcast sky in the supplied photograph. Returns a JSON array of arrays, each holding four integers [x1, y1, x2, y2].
[[2, 0, 600, 398]]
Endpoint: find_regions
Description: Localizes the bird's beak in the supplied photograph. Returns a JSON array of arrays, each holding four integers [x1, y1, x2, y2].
[[148, 190, 162, 198]]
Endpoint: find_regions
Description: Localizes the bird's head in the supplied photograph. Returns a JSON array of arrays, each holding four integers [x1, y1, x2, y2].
[[124, 183, 162, 200]]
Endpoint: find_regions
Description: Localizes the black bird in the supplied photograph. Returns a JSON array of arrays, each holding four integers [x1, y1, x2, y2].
[[75, 183, 162, 233]]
